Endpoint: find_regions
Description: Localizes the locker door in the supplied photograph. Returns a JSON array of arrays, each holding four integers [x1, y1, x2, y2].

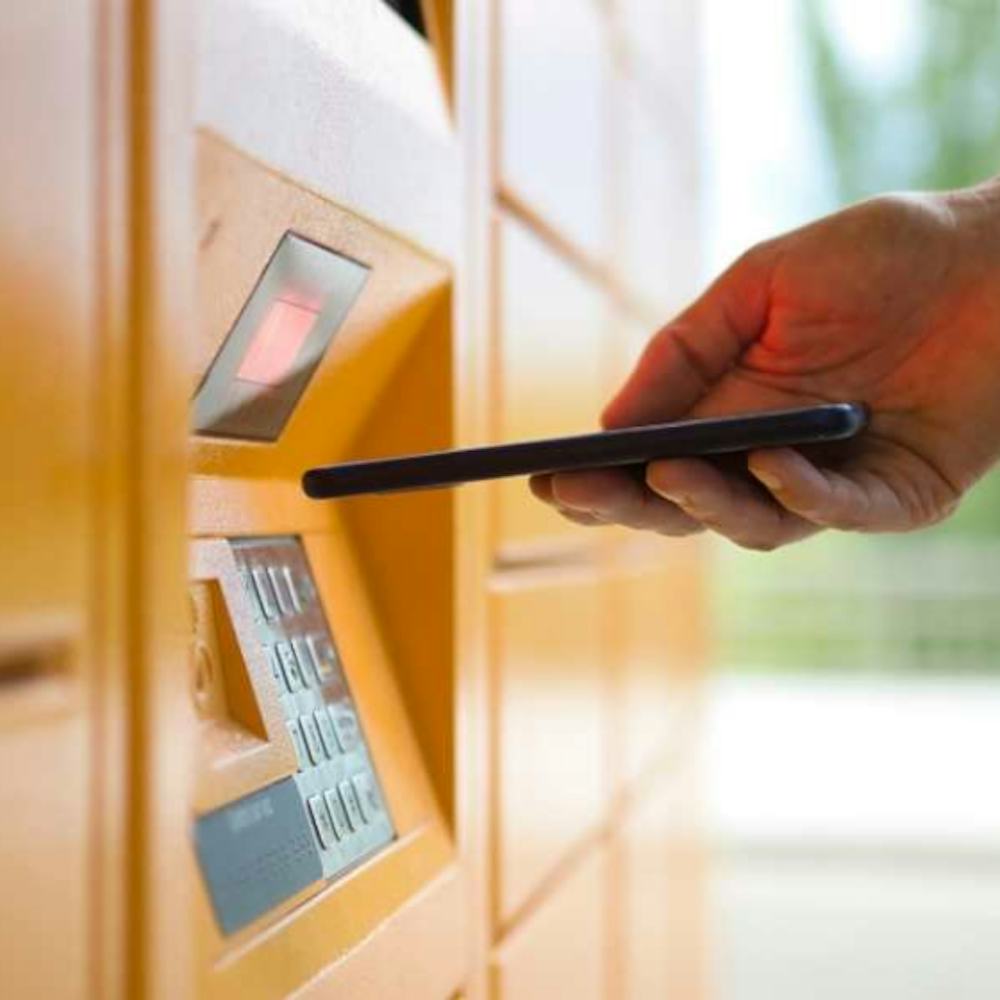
[[492, 846, 610, 1000], [0, 4, 99, 997], [495, 216, 610, 553], [493, 575, 608, 920], [499, 0, 611, 255]]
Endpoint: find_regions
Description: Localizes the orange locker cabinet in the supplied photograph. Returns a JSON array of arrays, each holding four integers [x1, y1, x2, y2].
[[2, 2, 192, 998], [187, 127, 463, 999], [499, 0, 611, 257], [607, 539, 706, 786], [491, 573, 609, 922], [614, 776, 704, 1000], [618, 0, 702, 125], [495, 215, 611, 554], [1, 5, 102, 998], [1, 2, 710, 998], [612, 566, 677, 784], [615, 786, 673, 999], [612, 780, 687, 1000], [619, 82, 701, 317], [492, 846, 610, 1000]]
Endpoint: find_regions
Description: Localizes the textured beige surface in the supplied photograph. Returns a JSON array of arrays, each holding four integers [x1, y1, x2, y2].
[[197, 0, 460, 259]]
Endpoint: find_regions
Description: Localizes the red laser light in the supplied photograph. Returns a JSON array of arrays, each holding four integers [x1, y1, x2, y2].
[[236, 298, 319, 386]]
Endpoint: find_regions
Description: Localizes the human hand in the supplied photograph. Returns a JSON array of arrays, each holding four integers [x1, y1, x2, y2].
[[531, 182, 1000, 549]]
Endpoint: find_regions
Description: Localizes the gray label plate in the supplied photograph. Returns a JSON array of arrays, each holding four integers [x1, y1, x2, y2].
[[195, 777, 322, 935]]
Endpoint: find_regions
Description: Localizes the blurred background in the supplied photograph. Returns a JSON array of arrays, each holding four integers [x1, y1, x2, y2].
[[700, 1, 1000, 997]]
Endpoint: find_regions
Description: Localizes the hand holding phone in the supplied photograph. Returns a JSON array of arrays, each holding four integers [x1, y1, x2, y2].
[[301, 403, 867, 499]]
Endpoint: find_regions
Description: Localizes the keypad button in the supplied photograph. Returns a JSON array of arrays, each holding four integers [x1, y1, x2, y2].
[[323, 789, 350, 840], [313, 709, 339, 758], [352, 772, 381, 821], [281, 566, 302, 612], [292, 637, 318, 687], [329, 704, 360, 752], [338, 780, 365, 830], [307, 634, 338, 680], [276, 642, 304, 691], [268, 565, 296, 617], [300, 714, 327, 765], [251, 566, 278, 619], [265, 646, 285, 691], [287, 719, 308, 770], [307, 794, 336, 848]]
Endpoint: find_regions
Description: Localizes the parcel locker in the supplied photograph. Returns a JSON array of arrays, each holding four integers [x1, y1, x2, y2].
[[0, 1, 709, 997]]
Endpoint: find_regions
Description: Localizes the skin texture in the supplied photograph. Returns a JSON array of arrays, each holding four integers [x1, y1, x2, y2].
[[531, 180, 1000, 550]]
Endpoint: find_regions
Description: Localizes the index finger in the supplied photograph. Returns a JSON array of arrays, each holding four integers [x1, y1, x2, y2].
[[603, 246, 775, 429]]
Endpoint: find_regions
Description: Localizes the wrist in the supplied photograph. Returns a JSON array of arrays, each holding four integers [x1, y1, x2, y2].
[[938, 179, 1000, 358]]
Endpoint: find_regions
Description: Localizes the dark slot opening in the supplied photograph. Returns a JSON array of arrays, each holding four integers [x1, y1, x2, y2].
[[0, 634, 66, 690], [381, 0, 427, 38], [0, 651, 47, 688]]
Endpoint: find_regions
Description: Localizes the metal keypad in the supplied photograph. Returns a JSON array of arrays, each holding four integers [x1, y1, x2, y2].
[[230, 536, 395, 883]]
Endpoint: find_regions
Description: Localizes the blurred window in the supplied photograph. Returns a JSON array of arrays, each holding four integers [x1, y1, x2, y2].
[[706, 0, 1000, 677]]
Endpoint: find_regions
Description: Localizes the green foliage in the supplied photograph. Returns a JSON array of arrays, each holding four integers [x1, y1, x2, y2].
[[797, 0, 1000, 542], [713, 529, 1000, 674], [799, 0, 1000, 201], [715, 1, 1000, 675]]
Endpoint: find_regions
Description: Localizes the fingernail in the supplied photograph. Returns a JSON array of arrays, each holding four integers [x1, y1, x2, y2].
[[560, 500, 599, 516], [753, 469, 783, 491], [658, 490, 692, 509]]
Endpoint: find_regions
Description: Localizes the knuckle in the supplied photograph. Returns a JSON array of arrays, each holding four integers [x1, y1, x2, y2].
[[737, 237, 780, 274]]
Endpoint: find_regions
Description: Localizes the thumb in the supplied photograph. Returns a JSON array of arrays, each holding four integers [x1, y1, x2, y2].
[[602, 244, 776, 429]]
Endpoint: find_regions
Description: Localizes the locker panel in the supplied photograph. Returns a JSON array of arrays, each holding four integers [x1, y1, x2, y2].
[[617, 567, 675, 783], [617, 783, 673, 1000], [189, 138, 464, 998], [0, 2, 98, 998], [499, 0, 610, 256], [0, 714, 90, 998], [493, 576, 608, 921], [496, 216, 609, 552], [618, 769, 707, 1000], [492, 845, 609, 1000], [620, 86, 701, 315], [619, 0, 701, 115]]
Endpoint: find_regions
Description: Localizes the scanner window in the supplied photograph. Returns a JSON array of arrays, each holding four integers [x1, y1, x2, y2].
[[192, 232, 369, 442]]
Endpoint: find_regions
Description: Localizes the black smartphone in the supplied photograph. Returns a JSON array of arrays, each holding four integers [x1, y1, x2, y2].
[[302, 402, 867, 499]]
